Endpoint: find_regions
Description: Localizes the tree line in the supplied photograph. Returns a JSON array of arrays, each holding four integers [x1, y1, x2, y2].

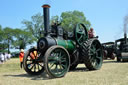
[[0, 10, 91, 53]]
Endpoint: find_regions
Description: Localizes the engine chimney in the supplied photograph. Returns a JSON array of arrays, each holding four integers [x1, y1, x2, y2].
[[124, 20, 127, 44], [42, 4, 50, 36]]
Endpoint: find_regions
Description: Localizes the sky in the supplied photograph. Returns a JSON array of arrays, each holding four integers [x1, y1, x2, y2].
[[0, 0, 128, 43]]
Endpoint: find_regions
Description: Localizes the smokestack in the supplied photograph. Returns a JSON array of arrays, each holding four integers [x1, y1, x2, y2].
[[42, 4, 50, 36], [124, 23, 127, 44]]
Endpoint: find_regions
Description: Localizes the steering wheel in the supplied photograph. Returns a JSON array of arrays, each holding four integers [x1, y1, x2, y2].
[[74, 23, 88, 46]]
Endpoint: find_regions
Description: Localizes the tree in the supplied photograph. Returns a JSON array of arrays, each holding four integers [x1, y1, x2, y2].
[[0, 25, 36, 52], [12, 29, 36, 50], [0, 25, 3, 41], [0, 26, 6, 52], [51, 15, 59, 24], [22, 13, 44, 40], [22, 10, 91, 40], [2, 27, 14, 53], [60, 10, 91, 31], [0, 26, 14, 53], [0, 25, 2, 30]]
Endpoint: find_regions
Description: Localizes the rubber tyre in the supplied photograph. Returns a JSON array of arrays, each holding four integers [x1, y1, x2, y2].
[[82, 38, 103, 70], [69, 64, 78, 70]]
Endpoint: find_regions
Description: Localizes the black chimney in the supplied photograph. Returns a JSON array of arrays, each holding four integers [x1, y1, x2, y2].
[[124, 21, 127, 44], [124, 33, 127, 44], [42, 4, 50, 36]]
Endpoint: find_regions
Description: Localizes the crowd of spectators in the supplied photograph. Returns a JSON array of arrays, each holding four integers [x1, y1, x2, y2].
[[0, 52, 12, 64]]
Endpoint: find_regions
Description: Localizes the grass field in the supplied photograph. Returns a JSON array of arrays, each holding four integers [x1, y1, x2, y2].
[[0, 58, 128, 85]]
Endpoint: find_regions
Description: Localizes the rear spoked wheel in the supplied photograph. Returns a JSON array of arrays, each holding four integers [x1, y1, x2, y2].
[[44, 46, 70, 78], [23, 48, 44, 75], [84, 39, 103, 70]]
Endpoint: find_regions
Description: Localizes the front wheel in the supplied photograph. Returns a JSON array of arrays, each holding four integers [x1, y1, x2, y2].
[[23, 48, 44, 75], [44, 46, 70, 78]]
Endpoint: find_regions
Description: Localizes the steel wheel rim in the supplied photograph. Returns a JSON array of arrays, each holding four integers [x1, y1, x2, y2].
[[89, 40, 102, 69], [47, 48, 69, 77]]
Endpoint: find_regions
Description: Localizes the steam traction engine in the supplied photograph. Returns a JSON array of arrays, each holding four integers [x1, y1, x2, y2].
[[102, 42, 115, 60], [115, 32, 128, 62], [23, 4, 103, 78]]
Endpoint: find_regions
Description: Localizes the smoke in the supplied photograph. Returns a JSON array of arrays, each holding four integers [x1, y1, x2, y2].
[[124, 15, 128, 34], [114, 26, 123, 39], [114, 15, 128, 40]]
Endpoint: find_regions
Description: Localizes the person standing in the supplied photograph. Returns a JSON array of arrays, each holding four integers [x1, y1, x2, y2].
[[4, 53, 8, 61], [19, 49, 24, 68], [1, 53, 5, 64], [8, 53, 12, 60], [0, 53, 1, 64]]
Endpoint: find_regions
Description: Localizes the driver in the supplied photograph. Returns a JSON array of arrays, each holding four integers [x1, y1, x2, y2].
[[88, 28, 96, 38]]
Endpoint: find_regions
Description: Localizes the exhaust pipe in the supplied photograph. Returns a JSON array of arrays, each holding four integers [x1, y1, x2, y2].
[[42, 4, 50, 36], [124, 33, 127, 44]]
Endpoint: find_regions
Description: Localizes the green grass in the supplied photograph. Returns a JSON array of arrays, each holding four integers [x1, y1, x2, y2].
[[0, 59, 21, 73], [0, 58, 128, 85]]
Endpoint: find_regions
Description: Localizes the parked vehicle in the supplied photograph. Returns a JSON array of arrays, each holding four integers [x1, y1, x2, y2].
[[23, 4, 103, 78], [102, 42, 115, 60]]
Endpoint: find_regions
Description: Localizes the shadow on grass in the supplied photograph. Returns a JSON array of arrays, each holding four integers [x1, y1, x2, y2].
[[103, 60, 128, 64], [3, 67, 90, 80], [3, 72, 54, 80], [103, 60, 118, 64], [69, 67, 89, 72]]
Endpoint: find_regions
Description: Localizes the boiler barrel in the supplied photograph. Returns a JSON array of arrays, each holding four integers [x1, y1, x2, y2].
[[56, 39, 75, 52], [37, 37, 75, 53]]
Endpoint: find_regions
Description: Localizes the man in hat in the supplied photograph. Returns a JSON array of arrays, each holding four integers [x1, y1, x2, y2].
[[19, 49, 24, 68]]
